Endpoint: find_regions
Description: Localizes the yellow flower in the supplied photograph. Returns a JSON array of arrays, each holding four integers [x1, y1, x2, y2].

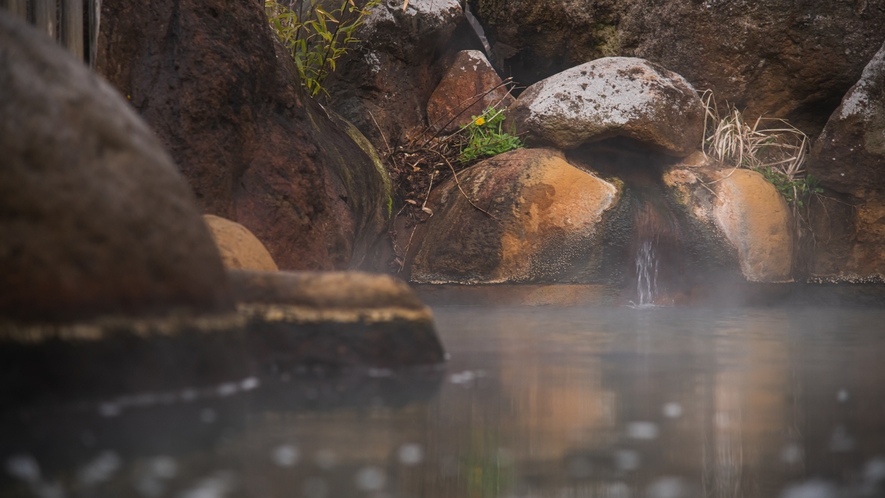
[[474, 117, 485, 126]]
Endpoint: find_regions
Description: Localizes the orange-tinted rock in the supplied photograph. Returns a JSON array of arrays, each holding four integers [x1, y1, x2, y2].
[[508, 58, 704, 156], [0, 12, 232, 322], [408, 148, 618, 284], [204, 215, 278, 272], [666, 162, 793, 282], [427, 50, 514, 134]]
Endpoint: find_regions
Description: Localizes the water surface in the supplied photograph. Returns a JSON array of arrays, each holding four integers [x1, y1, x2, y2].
[[3, 305, 885, 498]]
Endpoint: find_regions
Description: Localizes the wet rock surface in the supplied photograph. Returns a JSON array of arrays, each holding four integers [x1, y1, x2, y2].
[[426, 50, 514, 134], [665, 161, 793, 283], [95, 0, 389, 271], [467, 0, 885, 134], [408, 148, 619, 284], [204, 215, 278, 272], [508, 58, 704, 156], [806, 41, 885, 282], [0, 12, 232, 322]]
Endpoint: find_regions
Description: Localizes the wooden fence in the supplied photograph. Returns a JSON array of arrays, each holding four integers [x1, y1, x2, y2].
[[0, 0, 101, 66]]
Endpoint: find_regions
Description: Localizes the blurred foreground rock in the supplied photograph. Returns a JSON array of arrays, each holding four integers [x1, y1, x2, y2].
[[0, 12, 233, 322]]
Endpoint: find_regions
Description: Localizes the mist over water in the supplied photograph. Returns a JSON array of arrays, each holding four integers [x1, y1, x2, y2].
[[3, 305, 885, 498]]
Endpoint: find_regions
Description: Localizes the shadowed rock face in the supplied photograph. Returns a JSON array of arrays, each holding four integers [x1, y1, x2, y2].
[[95, 0, 389, 271], [427, 50, 514, 134], [0, 12, 232, 322], [468, 0, 885, 135], [508, 58, 704, 156], [805, 41, 885, 281]]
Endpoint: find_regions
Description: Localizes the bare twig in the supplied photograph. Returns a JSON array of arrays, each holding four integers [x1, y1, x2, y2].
[[426, 149, 499, 221], [368, 109, 391, 156]]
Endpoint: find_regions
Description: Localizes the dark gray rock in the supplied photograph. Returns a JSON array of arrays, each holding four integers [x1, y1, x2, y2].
[[0, 11, 232, 322]]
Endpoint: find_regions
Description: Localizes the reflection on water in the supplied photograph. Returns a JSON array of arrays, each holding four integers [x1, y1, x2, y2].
[[3, 306, 885, 498]]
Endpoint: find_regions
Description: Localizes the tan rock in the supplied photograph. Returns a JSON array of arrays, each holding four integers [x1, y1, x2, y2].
[[668, 162, 794, 283], [408, 148, 619, 284], [426, 50, 514, 134], [204, 215, 278, 272]]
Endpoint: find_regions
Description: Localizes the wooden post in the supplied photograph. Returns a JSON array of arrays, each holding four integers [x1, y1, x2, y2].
[[61, 0, 84, 60], [4, 0, 30, 21], [35, 0, 58, 40], [89, 0, 100, 66]]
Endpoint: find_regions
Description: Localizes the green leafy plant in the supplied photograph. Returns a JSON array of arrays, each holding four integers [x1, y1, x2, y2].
[[458, 107, 524, 163], [265, 0, 380, 98]]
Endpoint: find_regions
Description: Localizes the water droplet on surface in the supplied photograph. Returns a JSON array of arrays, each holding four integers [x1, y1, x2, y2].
[[216, 383, 238, 397], [179, 471, 235, 498], [240, 377, 260, 391], [397, 443, 423, 465], [449, 371, 475, 385], [149, 456, 178, 479], [272, 445, 300, 467], [302, 477, 328, 498], [355, 466, 387, 491], [645, 477, 691, 498], [78, 451, 121, 486], [836, 389, 849, 402], [627, 422, 659, 440], [663, 402, 682, 418], [314, 449, 337, 470], [864, 457, 885, 484], [200, 408, 217, 424], [615, 449, 641, 471], [99, 402, 121, 417], [5, 454, 40, 483], [779, 480, 838, 498], [780, 442, 804, 464], [568, 456, 593, 479], [828, 425, 855, 452]]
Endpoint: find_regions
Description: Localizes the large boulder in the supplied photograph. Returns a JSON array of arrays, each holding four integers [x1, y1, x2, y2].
[[508, 58, 704, 156], [426, 50, 514, 134], [324, 0, 465, 146], [0, 12, 232, 322], [95, 0, 390, 271], [468, 0, 885, 134], [808, 41, 885, 195], [407, 148, 619, 284], [664, 162, 794, 282], [805, 41, 885, 281]]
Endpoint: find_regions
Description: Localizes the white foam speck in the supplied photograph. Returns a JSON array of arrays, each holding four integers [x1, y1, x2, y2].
[[626, 421, 659, 440], [272, 445, 300, 467], [615, 449, 640, 471], [398, 443, 424, 465], [354, 466, 387, 491], [663, 402, 683, 418], [178, 471, 235, 498], [77, 451, 121, 486], [779, 480, 838, 498], [5, 454, 40, 483]]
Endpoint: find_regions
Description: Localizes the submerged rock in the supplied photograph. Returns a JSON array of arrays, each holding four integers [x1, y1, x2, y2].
[[204, 215, 278, 272], [0, 12, 232, 322], [95, 0, 390, 271], [426, 50, 514, 134], [407, 148, 618, 284], [665, 162, 793, 283], [508, 57, 704, 156]]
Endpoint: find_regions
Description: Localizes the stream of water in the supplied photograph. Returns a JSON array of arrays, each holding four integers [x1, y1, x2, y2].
[[3, 305, 885, 498]]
